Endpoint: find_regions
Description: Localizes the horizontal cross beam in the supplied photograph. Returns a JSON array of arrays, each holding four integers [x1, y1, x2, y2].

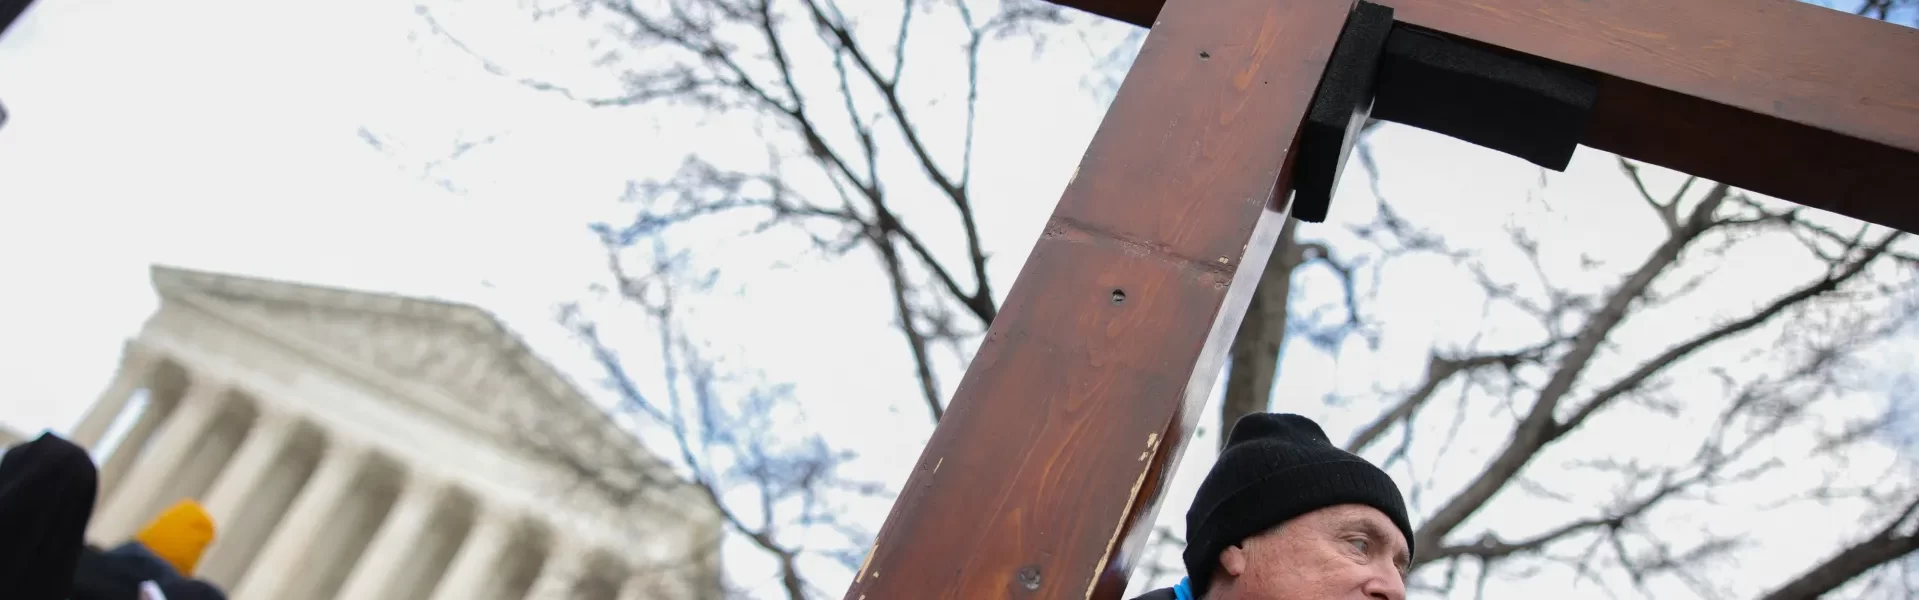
[[1053, 0, 1919, 232]]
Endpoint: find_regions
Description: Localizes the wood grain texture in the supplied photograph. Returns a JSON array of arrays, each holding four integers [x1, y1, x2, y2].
[[1388, 0, 1919, 231], [1381, 0, 1919, 154], [1047, 0, 1919, 232], [1584, 77, 1919, 234], [840, 0, 1352, 598]]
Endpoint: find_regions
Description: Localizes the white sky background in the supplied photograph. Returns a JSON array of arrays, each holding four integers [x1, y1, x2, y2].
[[2, 0, 1916, 598]]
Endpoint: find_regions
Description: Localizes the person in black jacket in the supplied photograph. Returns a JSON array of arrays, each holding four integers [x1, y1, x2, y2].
[[0, 431, 100, 600], [73, 499, 228, 600], [72, 543, 227, 600], [1131, 413, 1414, 600]]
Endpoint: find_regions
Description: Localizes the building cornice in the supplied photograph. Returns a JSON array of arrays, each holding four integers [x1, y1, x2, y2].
[[146, 265, 693, 502], [162, 291, 504, 443]]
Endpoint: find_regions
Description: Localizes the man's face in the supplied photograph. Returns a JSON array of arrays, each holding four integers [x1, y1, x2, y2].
[[1207, 504, 1409, 600]]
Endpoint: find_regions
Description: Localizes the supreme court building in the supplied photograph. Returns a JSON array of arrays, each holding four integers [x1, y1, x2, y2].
[[68, 265, 723, 600]]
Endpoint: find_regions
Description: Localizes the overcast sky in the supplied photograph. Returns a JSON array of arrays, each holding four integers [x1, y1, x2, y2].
[[2, 0, 1914, 598]]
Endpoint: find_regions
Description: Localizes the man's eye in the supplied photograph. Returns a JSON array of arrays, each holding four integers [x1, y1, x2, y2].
[[1348, 537, 1370, 553]]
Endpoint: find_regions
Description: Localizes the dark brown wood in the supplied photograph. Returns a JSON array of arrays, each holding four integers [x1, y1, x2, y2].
[[841, 0, 1354, 598], [1049, 0, 1919, 233], [1584, 77, 1918, 233], [1049, 0, 1163, 28]]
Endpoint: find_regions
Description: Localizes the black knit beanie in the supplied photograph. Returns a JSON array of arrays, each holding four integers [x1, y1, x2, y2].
[[1182, 413, 1413, 596]]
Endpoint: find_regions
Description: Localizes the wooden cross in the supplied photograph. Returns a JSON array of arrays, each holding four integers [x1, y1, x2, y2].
[[843, 0, 1917, 598]]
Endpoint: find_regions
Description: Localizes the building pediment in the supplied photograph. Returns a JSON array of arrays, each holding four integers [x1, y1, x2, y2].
[[148, 265, 692, 517], [150, 266, 567, 423]]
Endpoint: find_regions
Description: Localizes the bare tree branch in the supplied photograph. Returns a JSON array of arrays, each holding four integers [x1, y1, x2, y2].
[[1345, 340, 1556, 454], [546, 240, 886, 600], [1415, 181, 1738, 552], [413, 0, 1079, 427], [1757, 495, 1919, 600]]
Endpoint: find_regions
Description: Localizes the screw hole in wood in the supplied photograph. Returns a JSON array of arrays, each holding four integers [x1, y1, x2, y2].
[[1016, 565, 1042, 590]]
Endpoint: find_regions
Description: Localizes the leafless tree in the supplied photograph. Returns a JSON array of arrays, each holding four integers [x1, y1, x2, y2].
[[501, 236, 901, 600], [1118, 151, 1919, 599], [401, 0, 1919, 597], [546, 241, 889, 600], [408, 0, 1110, 595], [1403, 167, 1918, 596], [414, 0, 1108, 423]]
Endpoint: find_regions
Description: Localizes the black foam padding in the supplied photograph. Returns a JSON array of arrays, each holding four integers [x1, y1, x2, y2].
[[1292, 0, 1395, 224], [1369, 25, 1598, 171]]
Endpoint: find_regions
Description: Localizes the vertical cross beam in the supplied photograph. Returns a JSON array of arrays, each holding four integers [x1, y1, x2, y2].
[[843, 0, 1356, 598]]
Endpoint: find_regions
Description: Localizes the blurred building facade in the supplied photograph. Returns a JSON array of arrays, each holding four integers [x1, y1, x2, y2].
[[70, 265, 721, 600]]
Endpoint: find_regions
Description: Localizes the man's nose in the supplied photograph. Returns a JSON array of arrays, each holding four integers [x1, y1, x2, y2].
[[1363, 568, 1406, 600]]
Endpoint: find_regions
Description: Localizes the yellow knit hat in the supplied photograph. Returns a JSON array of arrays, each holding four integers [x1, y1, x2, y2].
[[133, 499, 217, 576]]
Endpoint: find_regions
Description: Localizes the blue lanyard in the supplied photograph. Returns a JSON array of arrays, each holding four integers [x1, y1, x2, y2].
[[1174, 577, 1195, 600]]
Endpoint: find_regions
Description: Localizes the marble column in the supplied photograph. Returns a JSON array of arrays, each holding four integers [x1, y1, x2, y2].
[[524, 540, 587, 600], [200, 407, 296, 527], [233, 441, 368, 600], [70, 342, 160, 450], [88, 377, 227, 542], [428, 504, 516, 600], [334, 475, 445, 600], [96, 401, 168, 502]]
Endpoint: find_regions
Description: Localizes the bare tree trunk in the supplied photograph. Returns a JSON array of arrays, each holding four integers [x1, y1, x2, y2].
[[1221, 219, 1301, 448]]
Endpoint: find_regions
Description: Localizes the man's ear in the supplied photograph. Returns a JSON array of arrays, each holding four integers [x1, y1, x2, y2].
[[1219, 543, 1248, 577]]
